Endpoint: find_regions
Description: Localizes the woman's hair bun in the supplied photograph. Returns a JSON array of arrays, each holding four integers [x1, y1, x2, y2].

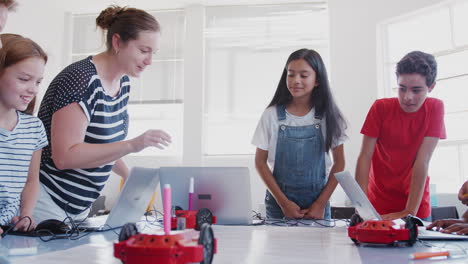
[[96, 5, 126, 30]]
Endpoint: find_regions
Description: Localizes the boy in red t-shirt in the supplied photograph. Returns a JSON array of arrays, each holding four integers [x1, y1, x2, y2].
[[356, 51, 446, 220]]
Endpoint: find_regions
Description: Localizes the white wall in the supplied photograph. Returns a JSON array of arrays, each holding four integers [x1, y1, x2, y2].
[[7, 0, 463, 216]]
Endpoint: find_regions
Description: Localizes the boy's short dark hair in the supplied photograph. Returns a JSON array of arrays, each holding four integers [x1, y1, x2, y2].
[[396, 51, 437, 86]]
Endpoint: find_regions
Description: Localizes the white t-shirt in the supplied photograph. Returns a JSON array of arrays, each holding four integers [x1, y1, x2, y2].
[[251, 106, 346, 174]]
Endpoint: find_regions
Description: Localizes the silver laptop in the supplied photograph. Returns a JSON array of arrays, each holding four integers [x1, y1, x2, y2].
[[335, 171, 468, 240], [334, 171, 382, 220], [79, 166, 159, 230], [159, 167, 253, 225], [417, 227, 468, 240]]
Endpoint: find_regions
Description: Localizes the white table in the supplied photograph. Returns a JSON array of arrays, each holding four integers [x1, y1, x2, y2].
[[2, 224, 467, 264]]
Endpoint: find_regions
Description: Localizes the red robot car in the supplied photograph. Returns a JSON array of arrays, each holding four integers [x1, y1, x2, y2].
[[171, 208, 217, 231], [348, 214, 423, 246], [114, 222, 217, 264]]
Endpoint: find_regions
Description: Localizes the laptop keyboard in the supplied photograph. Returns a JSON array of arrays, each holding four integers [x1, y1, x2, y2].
[[418, 227, 468, 239]]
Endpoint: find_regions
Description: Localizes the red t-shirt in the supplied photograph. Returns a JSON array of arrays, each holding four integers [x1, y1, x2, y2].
[[361, 97, 446, 218]]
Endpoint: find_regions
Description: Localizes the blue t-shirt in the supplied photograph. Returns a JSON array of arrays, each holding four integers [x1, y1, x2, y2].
[[0, 112, 48, 225], [38, 56, 130, 214]]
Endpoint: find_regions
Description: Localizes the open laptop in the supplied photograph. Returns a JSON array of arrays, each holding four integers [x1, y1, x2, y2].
[[334, 171, 468, 240], [159, 167, 253, 225], [334, 171, 382, 220], [79, 166, 159, 231]]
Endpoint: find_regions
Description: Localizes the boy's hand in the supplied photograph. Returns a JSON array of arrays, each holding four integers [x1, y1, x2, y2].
[[427, 219, 464, 231], [381, 209, 411, 220], [440, 223, 468, 235]]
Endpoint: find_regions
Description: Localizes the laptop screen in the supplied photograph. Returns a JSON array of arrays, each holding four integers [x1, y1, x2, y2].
[[105, 167, 159, 228], [334, 171, 382, 220], [159, 167, 253, 225]]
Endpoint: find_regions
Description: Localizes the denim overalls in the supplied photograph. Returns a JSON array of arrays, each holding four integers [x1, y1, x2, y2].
[[265, 105, 331, 219]]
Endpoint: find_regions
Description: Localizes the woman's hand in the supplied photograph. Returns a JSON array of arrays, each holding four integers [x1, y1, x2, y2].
[[130, 129, 172, 152]]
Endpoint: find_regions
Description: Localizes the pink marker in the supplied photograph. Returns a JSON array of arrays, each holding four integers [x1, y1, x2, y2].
[[163, 184, 172, 235], [188, 177, 194, 211]]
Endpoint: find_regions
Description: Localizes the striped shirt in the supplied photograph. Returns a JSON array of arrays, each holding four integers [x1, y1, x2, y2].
[[0, 112, 48, 225], [38, 56, 130, 214]]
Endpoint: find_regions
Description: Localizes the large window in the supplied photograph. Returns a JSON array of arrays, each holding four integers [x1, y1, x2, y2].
[[379, 0, 468, 193], [203, 3, 329, 155], [70, 10, 185, 157], [70, 4, 330, 159]]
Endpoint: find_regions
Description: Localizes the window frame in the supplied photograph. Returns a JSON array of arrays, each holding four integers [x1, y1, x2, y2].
[[377, 0, 468, 193]]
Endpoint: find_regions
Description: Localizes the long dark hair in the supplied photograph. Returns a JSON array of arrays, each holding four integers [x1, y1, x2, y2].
[[268, 48, 347, 152]]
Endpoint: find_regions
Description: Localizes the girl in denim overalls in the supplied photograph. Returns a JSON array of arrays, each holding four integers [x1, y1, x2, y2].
[[252, 49, 347, 220]]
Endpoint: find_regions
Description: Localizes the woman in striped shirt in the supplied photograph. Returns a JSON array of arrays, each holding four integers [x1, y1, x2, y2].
[[0, 33, 48, 234], [34, 6, 171, 223]]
